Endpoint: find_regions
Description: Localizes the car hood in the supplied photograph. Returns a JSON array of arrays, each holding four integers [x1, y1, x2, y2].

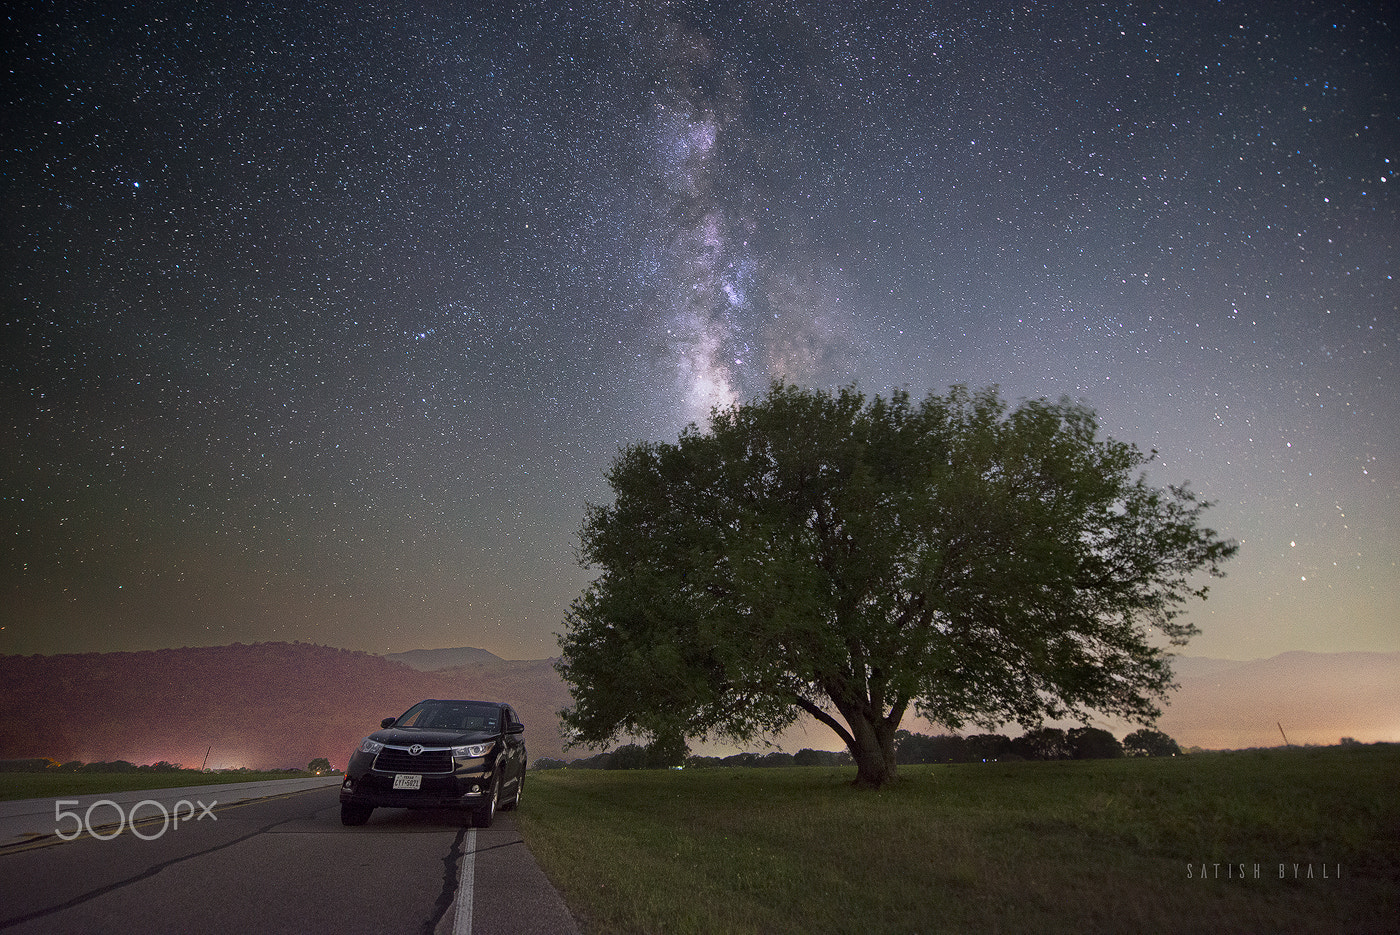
[[371, 727, 498, 747]]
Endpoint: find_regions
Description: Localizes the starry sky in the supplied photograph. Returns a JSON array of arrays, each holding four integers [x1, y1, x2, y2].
[[3, 1, 1396, 663]]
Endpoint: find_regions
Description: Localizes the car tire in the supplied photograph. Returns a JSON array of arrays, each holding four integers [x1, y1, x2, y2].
[[502, 772, 523, 811], [473, 775, 499, 828], [340, 803, 374, 826]]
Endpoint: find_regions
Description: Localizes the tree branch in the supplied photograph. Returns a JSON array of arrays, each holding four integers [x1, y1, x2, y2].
[[794, 696, 856, 750]]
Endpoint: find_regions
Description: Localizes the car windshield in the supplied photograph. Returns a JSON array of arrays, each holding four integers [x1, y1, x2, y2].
[[393, 701, 499, 732]]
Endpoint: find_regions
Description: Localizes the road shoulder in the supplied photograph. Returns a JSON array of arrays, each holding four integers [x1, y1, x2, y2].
[[437, 814, 581, 935]]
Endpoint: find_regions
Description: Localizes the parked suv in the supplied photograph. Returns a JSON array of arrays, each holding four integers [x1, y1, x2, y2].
[[339, 699, 527, 827]]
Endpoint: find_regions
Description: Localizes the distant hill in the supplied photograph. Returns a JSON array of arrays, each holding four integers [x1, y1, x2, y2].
[[0, 642, 570, 769], [383, 647, 506, 670], [1, 644, 1393, 769]]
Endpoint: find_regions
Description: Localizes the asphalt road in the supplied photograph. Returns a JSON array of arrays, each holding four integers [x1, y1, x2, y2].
[[0, 784, 578, 935]]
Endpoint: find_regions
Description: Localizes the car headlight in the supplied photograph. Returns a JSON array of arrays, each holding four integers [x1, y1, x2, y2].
[[452, 741, 495, 758], [358, 737, 385, 755]]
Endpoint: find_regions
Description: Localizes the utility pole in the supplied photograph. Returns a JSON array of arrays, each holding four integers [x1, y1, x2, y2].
[[1277, 722, 1291, 747], [201, 745, 212, 771]]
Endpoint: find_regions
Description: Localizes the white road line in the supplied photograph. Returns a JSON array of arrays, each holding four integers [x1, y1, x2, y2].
[[454, 827, 477, 935]]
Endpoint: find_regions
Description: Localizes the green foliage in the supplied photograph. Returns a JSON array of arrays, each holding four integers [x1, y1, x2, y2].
[[611, 744, 651, 770], [895, 730, 977, 764], [683, 750, 852, 769], [561, 738, 690, 770], [1068, 726, 1125, 759], [965, 733, 1015, 762], [307, 757, 332, 773], [1014, 726, 1072, 761], [645, 734, 690, 768], [558, 383, 1237, 787], [1124, 728, 1183, 757], [531, 757, 569, 770], [792, 748, 851, 767], [896, 727, 1147, 763], [79, 760, 138, 773]]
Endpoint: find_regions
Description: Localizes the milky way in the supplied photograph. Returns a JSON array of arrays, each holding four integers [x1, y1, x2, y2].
[[2, 2, 1395, 661], [638, 7, 754, 423]]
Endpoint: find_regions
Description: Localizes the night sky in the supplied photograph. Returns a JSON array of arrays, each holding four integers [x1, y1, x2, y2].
[[4, 2, 1395, 663]]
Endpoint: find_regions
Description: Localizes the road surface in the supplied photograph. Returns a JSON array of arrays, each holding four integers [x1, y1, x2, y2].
[[0, 783, 578, 934]]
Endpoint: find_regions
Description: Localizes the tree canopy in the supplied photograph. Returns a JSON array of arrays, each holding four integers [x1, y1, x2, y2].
[[556, 383, 1237, 787], [1123, 727, 1184, 757]]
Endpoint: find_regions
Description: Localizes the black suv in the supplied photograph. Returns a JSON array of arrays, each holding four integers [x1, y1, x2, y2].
[[339, 699, 527, 827]]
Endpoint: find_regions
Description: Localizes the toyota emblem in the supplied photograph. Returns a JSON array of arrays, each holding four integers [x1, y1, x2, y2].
[[408, 744, 423, 756]]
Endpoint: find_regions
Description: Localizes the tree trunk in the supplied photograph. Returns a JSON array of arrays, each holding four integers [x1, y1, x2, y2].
[[847, 711, 898, 789], [795, 694, 901, 788]]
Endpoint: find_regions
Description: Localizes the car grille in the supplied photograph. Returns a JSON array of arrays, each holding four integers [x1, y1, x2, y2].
[[373, 746, 454, 774]]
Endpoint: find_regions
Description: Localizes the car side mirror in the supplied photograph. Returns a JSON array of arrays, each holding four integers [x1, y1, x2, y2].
[[507, 722, 524, 734], [381, 717, 397, 729]]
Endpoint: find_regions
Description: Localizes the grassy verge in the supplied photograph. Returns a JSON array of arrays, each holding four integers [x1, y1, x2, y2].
[[515, 745, 1398, 934], [0, 771, 331, 802]]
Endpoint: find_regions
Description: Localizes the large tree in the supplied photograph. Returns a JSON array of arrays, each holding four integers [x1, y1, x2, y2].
[[557, 384, 1236, 787]]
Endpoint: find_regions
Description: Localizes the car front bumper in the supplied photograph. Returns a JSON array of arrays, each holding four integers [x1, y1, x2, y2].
[[339, 785, 491, 809], [339, 768, 495, 810]]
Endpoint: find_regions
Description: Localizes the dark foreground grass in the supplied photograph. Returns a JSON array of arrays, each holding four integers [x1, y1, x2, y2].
[[516, 745, 1399, 935], [0, 771, 325, 802]]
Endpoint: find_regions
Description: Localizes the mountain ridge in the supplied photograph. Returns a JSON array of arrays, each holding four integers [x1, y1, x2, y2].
[[0, 642, 571, 769], [382, 646, 510, 670]]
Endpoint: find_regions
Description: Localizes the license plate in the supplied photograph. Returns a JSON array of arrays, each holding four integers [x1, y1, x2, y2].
[[392, 773, 422, 790]]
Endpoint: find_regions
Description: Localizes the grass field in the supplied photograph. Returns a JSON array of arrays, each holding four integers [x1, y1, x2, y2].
[[0, 770, 328, 802], [515, 745, 1398, 934]]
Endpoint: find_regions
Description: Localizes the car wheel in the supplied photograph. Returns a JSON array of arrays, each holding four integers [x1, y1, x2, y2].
[[503, 772, 523, 811], [473, 775, 499, 828], [340, 803, 373, 826]]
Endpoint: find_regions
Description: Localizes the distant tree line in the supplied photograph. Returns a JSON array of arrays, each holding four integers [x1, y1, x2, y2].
[[687, 749, 856, 769], [895, 727, 1182, 763], [533, 745, 855, 771], [0, 758, 191, 773], [531, 728, 1182, 771]]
